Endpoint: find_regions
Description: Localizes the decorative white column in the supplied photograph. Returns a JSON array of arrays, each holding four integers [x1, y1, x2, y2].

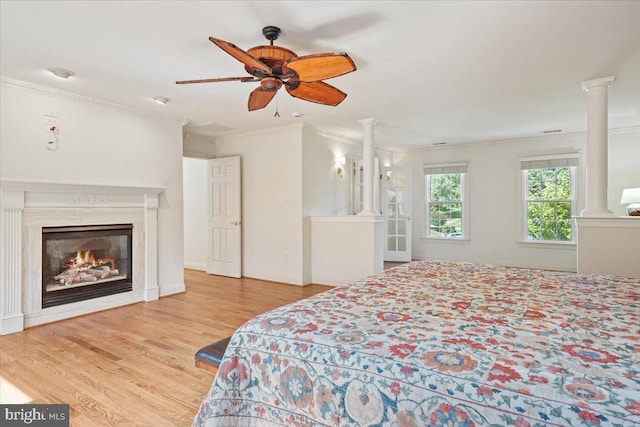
[[144, 194, 160, 301], [581, 75, 615, 217], [358, 118, 379, 216], [0, 190, 25, 335]]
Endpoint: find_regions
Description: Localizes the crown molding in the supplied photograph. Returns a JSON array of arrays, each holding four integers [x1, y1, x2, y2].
[[0, 76, 188, 125], [394, 125, 640, 154], [302, 124, 361, 146]]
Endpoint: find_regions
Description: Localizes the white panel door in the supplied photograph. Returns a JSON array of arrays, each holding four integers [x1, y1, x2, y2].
[[383, 166, 412, 262], [207, 156, 241, 278]]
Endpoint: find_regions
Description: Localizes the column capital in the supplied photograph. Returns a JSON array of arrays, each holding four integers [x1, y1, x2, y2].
[[582, 75, 615, 92], [358, 118, 380, 127]]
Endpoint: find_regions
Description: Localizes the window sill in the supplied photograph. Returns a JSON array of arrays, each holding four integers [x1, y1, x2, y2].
[[517, 240, 576, 249], [421, 237, 470, 243]]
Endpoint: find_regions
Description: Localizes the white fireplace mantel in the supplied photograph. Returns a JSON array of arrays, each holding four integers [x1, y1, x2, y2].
[[0, 179, 166, 335]]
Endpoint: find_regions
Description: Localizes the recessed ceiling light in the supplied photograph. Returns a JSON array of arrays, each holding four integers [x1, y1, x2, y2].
[[47, 67, 75, 79], [291, 112, 304, 118], [152, 96, 170, 105]]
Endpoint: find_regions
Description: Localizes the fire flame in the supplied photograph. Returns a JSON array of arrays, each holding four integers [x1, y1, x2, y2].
[[62, 250, 116, 270]]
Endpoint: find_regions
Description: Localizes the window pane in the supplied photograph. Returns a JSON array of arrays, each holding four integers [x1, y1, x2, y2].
[[398, 220, 406, 236], [557, 202, 572, 220], [450, 203, 462, 219], [541, 202, 557, 221], [398, 237, 406, 251], [558, 220, 572, 241], [528, 170, 542, 199], [388, 220, 396, 235], [429, 227, 441, 237], [557, 169, 571, 199], [387, 237, 396, 251], [527, 202, 541, 220], [449, 218, 462, 232], [527, 220, 541, 240], [541, 222, 556, 240]]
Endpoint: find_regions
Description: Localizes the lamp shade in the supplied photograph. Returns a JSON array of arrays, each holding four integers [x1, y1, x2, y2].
[[620, 188, 640, 204]]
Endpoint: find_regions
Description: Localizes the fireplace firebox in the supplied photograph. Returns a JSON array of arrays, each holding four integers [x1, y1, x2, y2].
[[42, 224, 133, 308]]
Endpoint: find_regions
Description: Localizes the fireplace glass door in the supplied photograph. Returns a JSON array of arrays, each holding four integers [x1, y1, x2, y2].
[[42, 224, 133, 308]]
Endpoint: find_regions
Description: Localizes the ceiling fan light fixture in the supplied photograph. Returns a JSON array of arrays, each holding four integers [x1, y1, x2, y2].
[[47, 67, 75, 79], [152, 96, 170, 105]]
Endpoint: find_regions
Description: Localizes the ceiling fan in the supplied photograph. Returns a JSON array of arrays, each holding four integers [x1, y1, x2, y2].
[[176, 26, 356, 111]]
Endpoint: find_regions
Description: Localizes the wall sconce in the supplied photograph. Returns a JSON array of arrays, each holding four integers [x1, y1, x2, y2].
[[335, 155, 346, 177], [620, 187, 640, 216]]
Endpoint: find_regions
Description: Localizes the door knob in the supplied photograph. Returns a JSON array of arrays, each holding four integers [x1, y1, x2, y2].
[[231, 221, 241, 226]]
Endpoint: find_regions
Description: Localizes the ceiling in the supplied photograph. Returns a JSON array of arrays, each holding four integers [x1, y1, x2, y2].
[[1, 1, 639, 150]]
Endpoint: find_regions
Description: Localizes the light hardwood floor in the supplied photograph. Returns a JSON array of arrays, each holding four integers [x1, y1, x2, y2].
[[0, 270, 332, 426]]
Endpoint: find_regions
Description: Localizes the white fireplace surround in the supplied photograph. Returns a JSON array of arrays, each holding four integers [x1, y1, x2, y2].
[[0, 179, 166, 335]]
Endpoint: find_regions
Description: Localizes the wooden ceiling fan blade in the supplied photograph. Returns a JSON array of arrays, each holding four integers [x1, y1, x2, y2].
[[248, 87, 277, 111], [285, 80, 347, 106], [209, 37, 272, 74], [284, 53, 356, 82], [176, 77, 258, 84]]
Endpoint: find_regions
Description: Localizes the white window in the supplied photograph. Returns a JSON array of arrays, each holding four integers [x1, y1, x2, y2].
[[521, 155, 578, 243], [424, 163, 468, 239]]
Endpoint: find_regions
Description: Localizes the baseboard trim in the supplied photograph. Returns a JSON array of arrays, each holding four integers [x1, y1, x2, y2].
[[242, 269, 305, 286], [159, 283, 186, 297], [184, 262, 206, 271]]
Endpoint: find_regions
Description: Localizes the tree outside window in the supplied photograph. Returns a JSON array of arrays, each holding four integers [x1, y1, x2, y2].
[[521, 154, 578, 243], [424, 163, 467, 239]]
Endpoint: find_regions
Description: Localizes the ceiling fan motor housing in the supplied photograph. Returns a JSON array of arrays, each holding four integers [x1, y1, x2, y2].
[[262, 26, 281, 45]]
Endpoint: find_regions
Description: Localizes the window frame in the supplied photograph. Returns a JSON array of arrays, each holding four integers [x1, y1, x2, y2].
[[423, 162, 469, 240], [520, 154, 578, 244]]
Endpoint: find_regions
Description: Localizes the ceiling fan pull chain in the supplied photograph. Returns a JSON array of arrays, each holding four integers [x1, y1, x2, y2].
[[274, 91, 280, 117]]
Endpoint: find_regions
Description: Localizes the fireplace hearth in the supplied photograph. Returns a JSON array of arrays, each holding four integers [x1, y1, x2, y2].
[[42, 224, 133, 308]]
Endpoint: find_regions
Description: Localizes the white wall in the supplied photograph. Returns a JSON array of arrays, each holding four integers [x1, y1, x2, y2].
[[183, 157, 208, 271], [215, 125, 305, 284], [608, 127, 640, 216], [205, 124, 361, 285], [301, 126, 359, 217], [183, 132, 216, 158], [393, 127, 639, 272], [0, 79, 185, 294]]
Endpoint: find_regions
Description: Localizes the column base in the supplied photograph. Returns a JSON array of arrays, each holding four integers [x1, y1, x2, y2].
[[145, 286, 159, 301], [1, 314, 25, 335], [580, 208, 614, 217]]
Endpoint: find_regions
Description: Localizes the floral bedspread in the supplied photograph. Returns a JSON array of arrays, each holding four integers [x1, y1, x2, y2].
[[193, 261, 640, 426]]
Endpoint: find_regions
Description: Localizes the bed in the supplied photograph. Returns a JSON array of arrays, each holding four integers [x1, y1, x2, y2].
[[193, 261, 640, 426]]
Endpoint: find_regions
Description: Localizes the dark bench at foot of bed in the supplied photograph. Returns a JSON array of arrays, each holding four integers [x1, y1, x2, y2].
[[194, 336, 231, 372]]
